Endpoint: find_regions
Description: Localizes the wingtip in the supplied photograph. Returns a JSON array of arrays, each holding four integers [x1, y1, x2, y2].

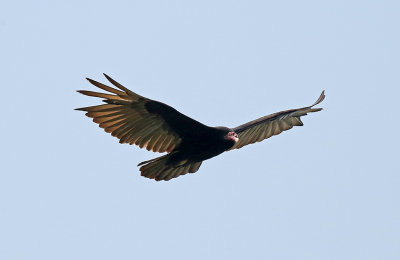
[[86, 77, 104, 88], [102, 73, 116, 85], [311, 90, 326, 107], [103, 73, 111, 81], [76, 90, 92, 96], [102, 73, 118, 86], [101, 73, 137, 96]]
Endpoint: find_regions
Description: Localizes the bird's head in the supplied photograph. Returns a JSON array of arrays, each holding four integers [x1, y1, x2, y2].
[[225, 131, 239, 143]]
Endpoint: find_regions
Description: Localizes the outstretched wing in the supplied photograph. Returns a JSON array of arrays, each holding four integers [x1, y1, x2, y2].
[[76, 74, 212, 153], [229, 91, 325, 150]]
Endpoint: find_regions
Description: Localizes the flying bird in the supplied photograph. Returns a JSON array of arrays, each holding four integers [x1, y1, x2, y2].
[[76, 74, 325, 181]]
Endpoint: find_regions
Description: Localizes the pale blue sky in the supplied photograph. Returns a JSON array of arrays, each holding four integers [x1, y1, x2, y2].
[[1, 1, 399, 259]]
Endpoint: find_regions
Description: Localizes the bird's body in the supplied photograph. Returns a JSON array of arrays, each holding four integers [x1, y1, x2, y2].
[[171, 127, 236, 162], [144, 100, 236, 161], [77, 74, 325, 181]]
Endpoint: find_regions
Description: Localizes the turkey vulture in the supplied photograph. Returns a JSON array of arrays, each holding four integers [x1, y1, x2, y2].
[[76, 74, 325, 181]]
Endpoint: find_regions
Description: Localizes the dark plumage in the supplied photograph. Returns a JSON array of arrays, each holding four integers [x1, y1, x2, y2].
[[76, 74, 325, 181]]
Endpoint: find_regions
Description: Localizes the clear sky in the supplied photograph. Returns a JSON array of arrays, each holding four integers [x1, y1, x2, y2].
[[1, 1, 399, 259]]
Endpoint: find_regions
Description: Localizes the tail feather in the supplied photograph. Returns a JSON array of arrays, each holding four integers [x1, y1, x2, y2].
[[137, 154, 168, 166], [139, 154, 202, 181], [188, 162, 202, 173]]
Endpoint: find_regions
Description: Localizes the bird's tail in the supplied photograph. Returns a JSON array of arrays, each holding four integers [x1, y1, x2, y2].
[[138, 154, 202, 181]]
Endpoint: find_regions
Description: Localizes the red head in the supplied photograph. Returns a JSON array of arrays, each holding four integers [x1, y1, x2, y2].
[[225, 131, 239, 143]]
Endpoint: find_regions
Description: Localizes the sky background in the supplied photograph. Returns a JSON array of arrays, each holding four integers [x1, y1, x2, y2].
[[1, 0, 399, 259]]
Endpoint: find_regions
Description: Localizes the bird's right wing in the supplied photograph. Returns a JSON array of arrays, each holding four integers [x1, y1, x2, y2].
[[76, 74, 212, 153], [228, 91, 325, 150]]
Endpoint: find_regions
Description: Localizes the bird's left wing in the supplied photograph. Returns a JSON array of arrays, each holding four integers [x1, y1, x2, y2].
[[76, 74, 212, 153], [228, 91, 325, 150]]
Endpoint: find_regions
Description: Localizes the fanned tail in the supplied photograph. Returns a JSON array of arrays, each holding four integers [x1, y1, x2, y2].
[[138, 154, 202, 181]]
